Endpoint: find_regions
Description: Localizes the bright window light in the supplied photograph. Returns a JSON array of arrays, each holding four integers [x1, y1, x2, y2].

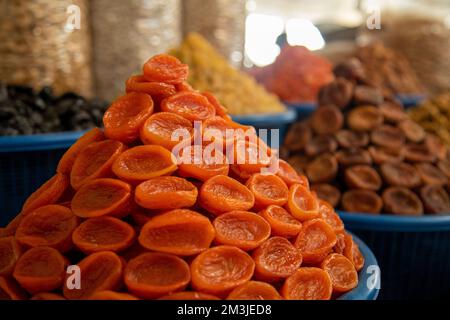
[[245, 13, 284, 66], [286, 18, 325, 51]]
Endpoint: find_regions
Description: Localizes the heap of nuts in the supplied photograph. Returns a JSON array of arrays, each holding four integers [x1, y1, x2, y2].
[[282, 59, 450, 215]]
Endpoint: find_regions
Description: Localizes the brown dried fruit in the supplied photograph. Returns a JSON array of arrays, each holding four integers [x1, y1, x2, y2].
[[347, 106, 383, 132], [341, 190, 383, 214], [333, 58, 366, 82], [284, 121, 311, 152], [368, 146, 404, 164], [306, 154, 338, 184], [425, 134, 447, 161], [398, 120, 426, 143], [370, 125, 405, 149], [334, 130, 369, 149], [380, 162, 422, 188], [420, 185, 450, 214], [311, 105, 344, 135], [379, 101, 407, 124], [415, 163, 448, 186], [304, 135, 337, 157], [310, 184, 341, 208], [437, 159, 450, 179], [382, 187, 423, 216], [318, 78, 354, 109], [353, 85, 384, 106], [287, 155, 310, 174], [344, 165, 382, 191], [403, 144, 436, 163], [335, 148, 372, 167]]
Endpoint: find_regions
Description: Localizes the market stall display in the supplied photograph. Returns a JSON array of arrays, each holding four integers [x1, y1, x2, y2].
[[409, 92, 450, 147], [0, 54, 380, 300], [283, 59, 450, 216], [170, 33, 286, 115], [0, 0, 93, 98]]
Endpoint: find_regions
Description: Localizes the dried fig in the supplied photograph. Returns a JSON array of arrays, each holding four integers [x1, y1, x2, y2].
[[306, 154, 338, 184], [380, 162, 422, 188], [318, 78, 354, 109], [368, 146, 404, 164], [353, 85, 384, 106], [382, 187, 423, 216], [370, 125, 405, 149], [425, 134, 447, 161], [403, 144, 436, 163], [398, 120, 426, 143], [304, 135, 337, 157], [415, 162, 448, 186], [379, 101, 407, 124], [311, 105, 344, 135], [341, 190, 383, 214], [335, 148, 372, 167], [310, 184, 341, 208], [347, 106, 383, 132], [284, 121, 311, 152], [420, 185, 450, 214], [344, 165, 382, 191], [334, 130, 369, 149]]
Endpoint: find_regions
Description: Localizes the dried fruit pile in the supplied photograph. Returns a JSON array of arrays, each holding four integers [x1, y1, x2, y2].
[[0, 54, 364, 300], [249, 45, 334, 104], [170, 33, 286, 115], [283, 59, 450, 215]]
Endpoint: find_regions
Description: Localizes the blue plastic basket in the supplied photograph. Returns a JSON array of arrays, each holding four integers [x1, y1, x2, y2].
[[231, 109, 297, 148], [396, 94, 426, 109], [0, 131, 86, 226], [339, 233, 380, 300], [338, 211, 450, 300], [285, 102, 317, 120]]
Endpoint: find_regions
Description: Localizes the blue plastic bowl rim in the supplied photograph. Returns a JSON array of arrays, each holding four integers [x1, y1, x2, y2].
[[395, 93, 426, 108], [338, 210, 450, 232], [0, 130, 87, 152], [231, 109, 297, 126], [338, 233, 380, 300]]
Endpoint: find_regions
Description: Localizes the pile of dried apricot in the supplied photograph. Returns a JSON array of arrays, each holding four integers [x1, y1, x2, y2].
[[0, 54, 364, 300], [283, 59, 450, 215]]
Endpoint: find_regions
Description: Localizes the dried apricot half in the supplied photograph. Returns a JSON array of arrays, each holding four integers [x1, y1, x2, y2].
[[161, 91, 216, 121], [281, 267, 332, 300], [320, 253, 358, 293], [246, 173, 289, 210], [227, 281, 282, 300], [287, 184, 319, 221], [259, 205, 302, 238]]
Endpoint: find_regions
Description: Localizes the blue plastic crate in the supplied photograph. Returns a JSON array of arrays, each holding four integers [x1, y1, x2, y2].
[[285, 102, 317, 120], [0, 131, 86, 226], [396, 94, 426, 109], [338, 211, 450, 300], [232, 109, 297, 148]]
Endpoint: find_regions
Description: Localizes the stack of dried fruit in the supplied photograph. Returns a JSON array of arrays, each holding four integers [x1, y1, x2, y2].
[[0, 54, 365, 300], [170, 33, 286, 115], [409, 92, 450, 147], [249, 45, 334, 104], [283, 59, 450, 215]]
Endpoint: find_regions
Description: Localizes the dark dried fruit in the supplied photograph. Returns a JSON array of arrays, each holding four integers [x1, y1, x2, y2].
[[347, 106, 383, 132], [344, 165, 382, 191], [398, 120, 426, 143], [379, 101, 407, 124], [437, 159, 450, 179], [334, 130, 369, 149], [382, 187, 423, 216], [415, 163, 448, 186], [380, 162, 422, 188], [342, 190, 383, 214], [306, 154, 338, 184], [368, 146, 404, 164], [284, 121, 311, 152], [335, 148, 372, 167], [318, 78, 354, 109], [353, 85, 384, 106], [310, 105, 343, 135], [310, 184, 341, 208], [333, 58, 366, 82], [403, 144, 436, 163], [420, 185, 450, 214], [304, 135, 337, 157], [370, 125, 405, 149], [287, 155, 309, 174]]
